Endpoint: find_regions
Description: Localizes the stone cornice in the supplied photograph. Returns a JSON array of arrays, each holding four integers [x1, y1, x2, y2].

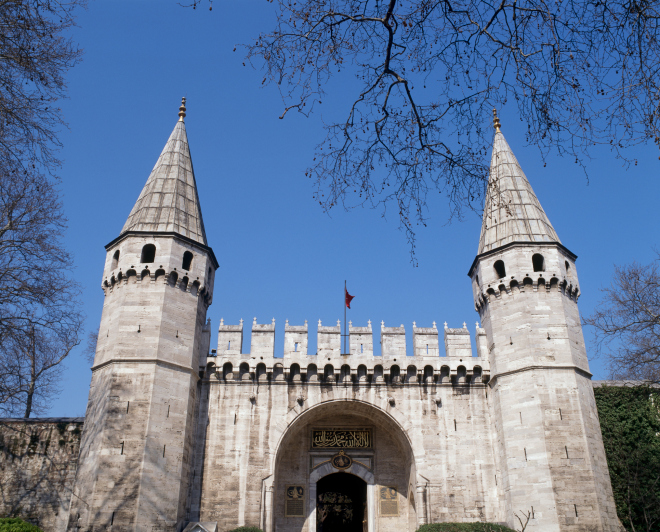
[[91, 357, 200, 380], [488, 364, 592, 386]]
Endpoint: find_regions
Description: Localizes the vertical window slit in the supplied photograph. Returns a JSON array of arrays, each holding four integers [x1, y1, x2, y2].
[[111, 512, 114, 525], [426, 344, 429, 354], [120, 441, 124, 455], [295, 342, 298, 352], [531, 507, 535, 519], [361, 344, 363, 353], [126, 401, 130, 414], [559, 408, 563, 420], [167, 405, 170, 418], [574, 504, 578, 517], [163, 444, 166, 457], [495, 475, 497, 486], [524, 448, 528, 461], [228, 341, 231, 350], [454, 419, 457, 431], [565, 446, 569, 459], [519, 412, 522, 424]]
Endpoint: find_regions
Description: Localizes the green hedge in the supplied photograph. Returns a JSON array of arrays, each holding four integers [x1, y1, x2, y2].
[[226, 527, 263, 532], [0, 518, 42, 532], [594, 385, 660, 532], [416, 524, 515, 532]]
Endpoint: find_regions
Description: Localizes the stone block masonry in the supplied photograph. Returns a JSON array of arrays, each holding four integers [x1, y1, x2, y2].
[[0, 418, 83, 531]]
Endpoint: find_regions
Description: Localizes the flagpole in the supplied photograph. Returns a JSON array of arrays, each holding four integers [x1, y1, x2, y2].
[[344, 280, 347, 355]]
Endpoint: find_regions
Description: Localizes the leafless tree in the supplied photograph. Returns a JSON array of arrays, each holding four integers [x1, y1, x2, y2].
[[0, 0, 85, 416], [0, 167, 84, 417], [0, 324, 80, 418], [0, 0, 85, 176], [83, 327, 98, 365], [193, 0, 660, 259], [515, 509, 532, 532], [584, 255, 660, 385]]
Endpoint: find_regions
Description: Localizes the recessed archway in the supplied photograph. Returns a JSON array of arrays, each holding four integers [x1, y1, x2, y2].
[[271, 400, 417, 532]]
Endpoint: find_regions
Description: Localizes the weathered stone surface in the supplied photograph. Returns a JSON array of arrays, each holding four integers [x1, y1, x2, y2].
[[0, 418, 82, 531], [0, 109, 623, 532]]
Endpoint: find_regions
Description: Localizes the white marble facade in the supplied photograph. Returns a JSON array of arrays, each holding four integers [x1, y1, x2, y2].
[[66, 105, 622, 532]]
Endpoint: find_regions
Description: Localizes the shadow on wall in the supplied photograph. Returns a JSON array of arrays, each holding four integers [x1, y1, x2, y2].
[[0, 418, 83, 530]]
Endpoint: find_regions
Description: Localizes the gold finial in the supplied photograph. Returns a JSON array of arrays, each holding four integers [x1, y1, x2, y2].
[[178, 97, 186, 122], [493, 108, 501, 132]]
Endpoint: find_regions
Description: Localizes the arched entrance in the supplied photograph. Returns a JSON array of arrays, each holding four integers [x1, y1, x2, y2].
[[316, 473, 367, 532], [271, 399, 418, 532]]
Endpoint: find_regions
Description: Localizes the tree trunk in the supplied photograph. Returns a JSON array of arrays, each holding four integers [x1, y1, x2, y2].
[[24, 333, 36, 418]]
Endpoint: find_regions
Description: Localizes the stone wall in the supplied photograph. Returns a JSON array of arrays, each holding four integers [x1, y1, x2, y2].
[[0, 418, 83, 531]]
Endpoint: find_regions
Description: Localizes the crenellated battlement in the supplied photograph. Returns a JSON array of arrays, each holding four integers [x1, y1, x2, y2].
[[209, 318, 489, 385], [101, 267, 212, 305], [473, 273, 580, 312]]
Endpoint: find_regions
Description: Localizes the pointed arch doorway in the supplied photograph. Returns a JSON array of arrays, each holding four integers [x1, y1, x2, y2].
[[316, 472, 367, 532]]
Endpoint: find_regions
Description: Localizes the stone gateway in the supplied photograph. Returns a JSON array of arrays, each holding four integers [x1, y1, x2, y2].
[[62, 101, 622, 531]]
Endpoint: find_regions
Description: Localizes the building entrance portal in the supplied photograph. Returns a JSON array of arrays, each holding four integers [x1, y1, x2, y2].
[[316, 473, 367, 532]]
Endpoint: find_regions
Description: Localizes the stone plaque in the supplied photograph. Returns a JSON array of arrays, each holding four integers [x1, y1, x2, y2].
[[379, 486, 399, 517], [311, 429, 371, 449], [285, 486, 305, 517]]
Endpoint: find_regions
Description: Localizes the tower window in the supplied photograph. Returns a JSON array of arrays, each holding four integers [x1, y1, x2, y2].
[[532, 254, 545, 272], [141, 244, 156, 263], [565, 260, 570, 272], [111, 250, 120, 270], [494, 260, 506, 279], [182, 251, 193, 271]]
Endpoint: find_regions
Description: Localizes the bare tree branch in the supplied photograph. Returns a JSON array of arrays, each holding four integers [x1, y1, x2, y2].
[[226, 0, 660, 260], [584, 254, 660, 385]]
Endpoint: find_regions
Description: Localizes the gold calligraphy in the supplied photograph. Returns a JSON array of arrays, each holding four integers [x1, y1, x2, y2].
[[312, 429, 372, 449]]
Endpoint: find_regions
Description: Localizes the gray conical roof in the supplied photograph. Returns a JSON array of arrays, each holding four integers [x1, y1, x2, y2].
[[478, 130, 559, 254], [121, 118, 207, 245]]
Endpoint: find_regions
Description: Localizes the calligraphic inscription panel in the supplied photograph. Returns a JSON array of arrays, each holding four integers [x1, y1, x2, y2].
[[285, 486, 305, 517], [311, 429, 372, 449], [379, 486, 399, 517]]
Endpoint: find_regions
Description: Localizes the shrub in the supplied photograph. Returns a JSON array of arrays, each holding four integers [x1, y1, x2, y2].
[[0, 518, 43, 532], [226, 527, 263, 532], [416, 524, 516, 532]]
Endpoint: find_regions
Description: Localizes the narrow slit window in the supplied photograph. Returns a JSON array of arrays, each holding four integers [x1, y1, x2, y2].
[[140, 244, 156, 263], [228, 341, 231, 350], [454, 419, 457, 431], [565, 446, 569, 458], [112, 250, 120, 270], [361, 344, 363, 353], [494, 260, 506, 278], [126, 401, 130, 414], [559, 408, 563, 420], [532, 253, 545, 272], [111, 512, 114, 526], [294, 342, 298, 352], [182, 251, 193, 271], [163, 445, 166, 457], [167, 405, 170, 418], [524, 448, 528, 461], [120, 441, 124, 455], [426, 344, 429, 354], [574, 504, 578, 517]]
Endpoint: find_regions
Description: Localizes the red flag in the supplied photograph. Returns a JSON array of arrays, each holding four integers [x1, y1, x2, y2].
[[345, 288, 355, 309]]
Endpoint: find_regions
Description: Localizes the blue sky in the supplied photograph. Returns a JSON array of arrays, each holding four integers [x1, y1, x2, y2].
[[49, 1, 660, 416]]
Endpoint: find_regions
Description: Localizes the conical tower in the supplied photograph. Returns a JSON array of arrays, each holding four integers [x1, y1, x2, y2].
[[68, 99, 217, 531], [468, 111, 620, 531]]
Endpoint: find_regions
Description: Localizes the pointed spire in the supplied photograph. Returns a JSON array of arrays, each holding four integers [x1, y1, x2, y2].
[[478, 112, 559, 254], [121, 99, 208, 245]]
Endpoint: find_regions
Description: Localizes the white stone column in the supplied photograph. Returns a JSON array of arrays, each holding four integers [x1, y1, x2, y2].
[[416, 484, 427, 527], [264, 484, 274, 532]]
